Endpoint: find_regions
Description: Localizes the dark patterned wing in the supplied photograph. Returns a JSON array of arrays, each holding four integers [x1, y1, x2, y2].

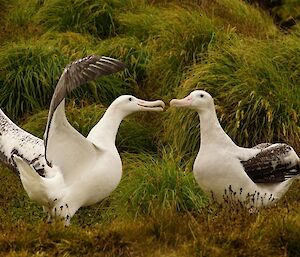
[[0, 109, 46, 175], [44, 55, 126, 151], [241, 144, 300, 183]]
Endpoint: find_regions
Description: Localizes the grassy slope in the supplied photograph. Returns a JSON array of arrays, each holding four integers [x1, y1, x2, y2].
[[1, 163, 300, 257], [0, 0, 299, 256]]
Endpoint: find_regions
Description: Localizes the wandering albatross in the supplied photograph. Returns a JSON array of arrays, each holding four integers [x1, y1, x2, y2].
[[170, 90, 300, 209], [0, 55, 165, 225]]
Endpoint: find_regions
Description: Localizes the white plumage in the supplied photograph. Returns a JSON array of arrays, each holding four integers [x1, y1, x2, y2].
[[0, 55, 165, 225], [170, 90, 300, 209]]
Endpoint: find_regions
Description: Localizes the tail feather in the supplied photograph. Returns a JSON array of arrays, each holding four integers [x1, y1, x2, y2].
[[12, 155, 49, 205]]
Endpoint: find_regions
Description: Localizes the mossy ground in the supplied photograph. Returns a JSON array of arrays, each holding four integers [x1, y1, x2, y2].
[[0, 0, 299, 256]]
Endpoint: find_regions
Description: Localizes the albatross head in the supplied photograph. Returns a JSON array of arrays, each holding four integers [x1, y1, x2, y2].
[[111, 95, 165, 116], [170, 90, 214, 112]]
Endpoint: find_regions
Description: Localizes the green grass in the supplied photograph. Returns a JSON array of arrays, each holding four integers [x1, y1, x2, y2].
[[0, 0, 44, 43], [0, 0, 8, 18], [0, 37, 133, 119], [0, 41, 67, 119], [108, 151, 207, 218], [40, 31, 96, 59], [95, 36, 151, 92], [207, 0, 277, 38], [35, 0, 116, 38], [118, 5, 222, 97], [6, 0, 42, 28]]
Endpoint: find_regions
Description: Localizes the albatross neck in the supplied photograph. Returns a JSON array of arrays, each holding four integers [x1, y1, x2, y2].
[[198, 106, 236, 148], [87, 106, 126, 148]]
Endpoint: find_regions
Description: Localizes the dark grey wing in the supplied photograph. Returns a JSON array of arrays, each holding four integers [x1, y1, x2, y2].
[[241, 144, 300, 183], [44, 55, 126, 158]]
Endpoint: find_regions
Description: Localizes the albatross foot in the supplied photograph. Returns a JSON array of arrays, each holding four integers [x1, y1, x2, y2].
[[51, 203, 72, 226]]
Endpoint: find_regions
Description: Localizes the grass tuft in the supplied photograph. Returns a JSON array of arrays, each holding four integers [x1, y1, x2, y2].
[[6, 0, 42, 28], [0, 37, 133, 119], [35, 0, 117, 38], [119, 5, 222, 97], [209, 0, 277, 38], [95, 36, 150, 93], [108, 151, 207, 218], [0, 41, 67, 119]]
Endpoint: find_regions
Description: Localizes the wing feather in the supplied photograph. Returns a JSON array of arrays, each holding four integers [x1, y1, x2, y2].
[[0, 109, 45, 174], [44, 55, 126, 162], [241, 144, 300, 183]]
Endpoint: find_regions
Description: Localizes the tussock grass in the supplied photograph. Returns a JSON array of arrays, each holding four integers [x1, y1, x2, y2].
[[0, 0, 44, 42], [165, 35, 300, 160], [35, 0, 117, 38], [108, 151, 207, 218], [0, 42, 67, 119], [118, 5, 221, 97], [6, 0, 42, 28], [95, 36, 150, 92], [275, 0, 300, 22], [0, 0, 8, 16], [40, 31, 95, 59], [0, 37, 132, 119], [145, 0, 277, 38], [208, 0, 277, 38], [247, 0, 300, 28]]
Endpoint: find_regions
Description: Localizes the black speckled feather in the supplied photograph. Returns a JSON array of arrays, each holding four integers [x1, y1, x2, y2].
[[241, 144, 300, 183], [0, 109, 46, 176]]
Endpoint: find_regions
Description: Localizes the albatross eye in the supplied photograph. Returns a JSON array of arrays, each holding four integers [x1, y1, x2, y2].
[[128, 97, 132, 101], [199, 94, 204, 98]]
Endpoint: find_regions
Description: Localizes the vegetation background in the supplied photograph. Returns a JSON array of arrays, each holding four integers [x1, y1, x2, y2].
[[0, 0, 299, 256]]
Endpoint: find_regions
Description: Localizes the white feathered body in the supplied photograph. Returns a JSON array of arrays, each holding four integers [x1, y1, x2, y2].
[[170, 90, 300, 209], [194, 143, 294, 208], [66, 146, 122, 208]]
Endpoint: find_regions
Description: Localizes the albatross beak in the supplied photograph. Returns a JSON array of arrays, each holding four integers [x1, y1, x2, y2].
[[170, 95, 192, 107], [137, 99, 165, 112]]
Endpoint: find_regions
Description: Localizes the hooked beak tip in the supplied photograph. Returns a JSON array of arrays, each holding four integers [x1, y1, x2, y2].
[[170, 99, 177, 107], [137, 99, 165, 111]]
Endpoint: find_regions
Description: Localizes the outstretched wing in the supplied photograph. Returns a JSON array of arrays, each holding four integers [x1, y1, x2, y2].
[[241, 143, 300, 183], [44, 55, 125, 185], [0, 109, 46, 175], [44, 55, 126, 156]]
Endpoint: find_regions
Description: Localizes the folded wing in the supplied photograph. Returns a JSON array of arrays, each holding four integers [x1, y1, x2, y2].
[[241, 143, 300, 183]]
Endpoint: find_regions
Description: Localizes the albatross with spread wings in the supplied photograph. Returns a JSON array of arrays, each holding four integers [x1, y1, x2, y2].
[[170, 90, 300, 209], [0, 55, 165, 225]]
